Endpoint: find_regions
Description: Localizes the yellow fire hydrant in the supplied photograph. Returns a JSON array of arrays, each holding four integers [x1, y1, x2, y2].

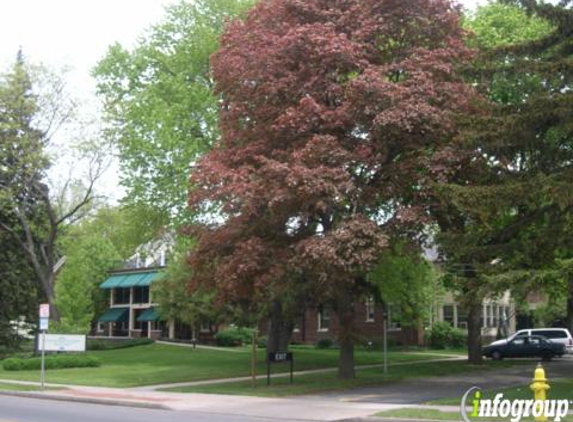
[[530, 363, 550, 422]]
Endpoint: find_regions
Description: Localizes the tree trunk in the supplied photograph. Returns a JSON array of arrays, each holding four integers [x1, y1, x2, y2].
[[467, 301, 483, 365], [566, 278, 573, 334], [337, 292, 356, 379], [43, 272, 60, 323], [266, 300, 293, 353]]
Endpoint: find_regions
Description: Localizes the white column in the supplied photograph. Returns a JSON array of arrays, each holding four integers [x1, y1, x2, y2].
[[129, 308, 135, 337]]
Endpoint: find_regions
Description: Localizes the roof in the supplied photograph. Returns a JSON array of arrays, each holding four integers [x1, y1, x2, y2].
[[98, 307, 129, 323], [100, 269, 165, 289]]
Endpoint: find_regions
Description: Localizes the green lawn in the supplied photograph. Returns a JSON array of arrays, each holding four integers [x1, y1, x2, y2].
[[374, 408, 571, 422], [0, 343, 460, 388], [162, 360, 522, 397], [374, 408, 464, 421], [429, 377, 573, 405], [0, 382, 63, 392]]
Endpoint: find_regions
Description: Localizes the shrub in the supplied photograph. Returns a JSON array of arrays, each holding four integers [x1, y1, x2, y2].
[[315, 338, 334, 349], [449, 328, 467, 349], [215, 327, 255, 347], [87, 338, 154, 351], [427, 321, 467, 349], [257, 336, 267, 349], [2, 354, 101, 371]]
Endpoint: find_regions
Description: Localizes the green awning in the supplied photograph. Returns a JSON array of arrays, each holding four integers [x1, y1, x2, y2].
[[137, 307, 161, 322], [98, 307, 129, 323], [100, 270, 165, 289]]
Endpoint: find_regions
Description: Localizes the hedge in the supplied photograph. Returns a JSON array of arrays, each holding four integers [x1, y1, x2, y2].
[[427, 321, 467, 349], [214, 327, 255, 347], [2, 354, 101, 371]]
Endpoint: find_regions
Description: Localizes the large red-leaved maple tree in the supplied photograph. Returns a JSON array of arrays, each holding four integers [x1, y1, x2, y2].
[[187, 0, 477, 378]]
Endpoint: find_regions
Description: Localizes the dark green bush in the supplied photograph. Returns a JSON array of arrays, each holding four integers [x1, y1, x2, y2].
[[2, 354, 101, 371], [427, 321, 467, 349], [315, 338, 334, 349], [257, 335, 267, 348], [87, 338, 154, 351], [215, 327, 255, 347]]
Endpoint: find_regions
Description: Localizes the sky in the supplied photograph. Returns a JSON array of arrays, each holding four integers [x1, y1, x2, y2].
[[0, 0, 487, 202]]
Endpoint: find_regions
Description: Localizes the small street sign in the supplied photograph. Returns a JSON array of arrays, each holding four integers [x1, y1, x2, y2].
[[268, 352, 293, 363], [267, 352, 294, 385], [39, 304, 50, 319], [39, 318, 49, 331]]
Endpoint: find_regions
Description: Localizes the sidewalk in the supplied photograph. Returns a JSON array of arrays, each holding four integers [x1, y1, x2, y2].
[[132, 355, 466, 391], [0, 384, 411, 420]]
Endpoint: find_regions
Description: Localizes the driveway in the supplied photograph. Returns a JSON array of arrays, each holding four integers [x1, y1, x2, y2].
[[301, 356, 573, 404]]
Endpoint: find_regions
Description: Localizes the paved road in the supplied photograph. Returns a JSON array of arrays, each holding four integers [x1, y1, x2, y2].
[[303, 357, 573, 404], [0, 395, 317, 422]]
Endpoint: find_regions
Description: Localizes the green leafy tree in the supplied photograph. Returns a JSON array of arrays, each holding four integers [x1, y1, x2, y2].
[[431, 0, 567, 363], [369, 243, 442, 330], [0, 232, 39, 349], [55, 236, 120, 334], [188, 0, 477, 379], [152, 237, 222, 336], [61, 205, 154, 261], [93, 0, 256, 231], [465, 2, 553, 49], [0, 52, 107, 321]]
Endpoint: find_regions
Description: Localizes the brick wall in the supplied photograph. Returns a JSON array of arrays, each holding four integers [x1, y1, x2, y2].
[[290, 303, 424, 346]]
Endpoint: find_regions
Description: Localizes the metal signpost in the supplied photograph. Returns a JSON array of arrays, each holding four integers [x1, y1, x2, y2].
[[251, 331, 258, 388], [38, 304, 50, 391], [267, 352, 294, 386], [382, 306, 388, 374]]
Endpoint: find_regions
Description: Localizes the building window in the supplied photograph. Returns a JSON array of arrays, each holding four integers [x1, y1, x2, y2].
[[389, 305, 402, 330], [200, 321, 211, 333], [133, 287, 150, 304], [365, 297, 375, 322], [457, 306, 468, 329], [443, 305, 454, 326], [133, 309, 146, 331], [500, 306, 510, 324], [318, 308, 330, 332], [113, 288, 130, 305], [483, 304, 499, 328]]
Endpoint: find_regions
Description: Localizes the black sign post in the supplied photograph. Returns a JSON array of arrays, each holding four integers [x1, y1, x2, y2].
[[267, 352, 294, 385]]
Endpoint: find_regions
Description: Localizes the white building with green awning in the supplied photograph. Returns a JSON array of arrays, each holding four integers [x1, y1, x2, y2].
[[97, 268, 165, 339]]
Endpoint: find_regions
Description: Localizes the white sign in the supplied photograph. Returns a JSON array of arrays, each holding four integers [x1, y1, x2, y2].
[[39, 304, 50, 319], [39, 334, 86, 352], [39, 318, 49, 331]]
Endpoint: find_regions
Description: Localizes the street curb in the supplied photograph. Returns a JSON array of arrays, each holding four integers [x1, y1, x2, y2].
[[0, 390, 170, 410]]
